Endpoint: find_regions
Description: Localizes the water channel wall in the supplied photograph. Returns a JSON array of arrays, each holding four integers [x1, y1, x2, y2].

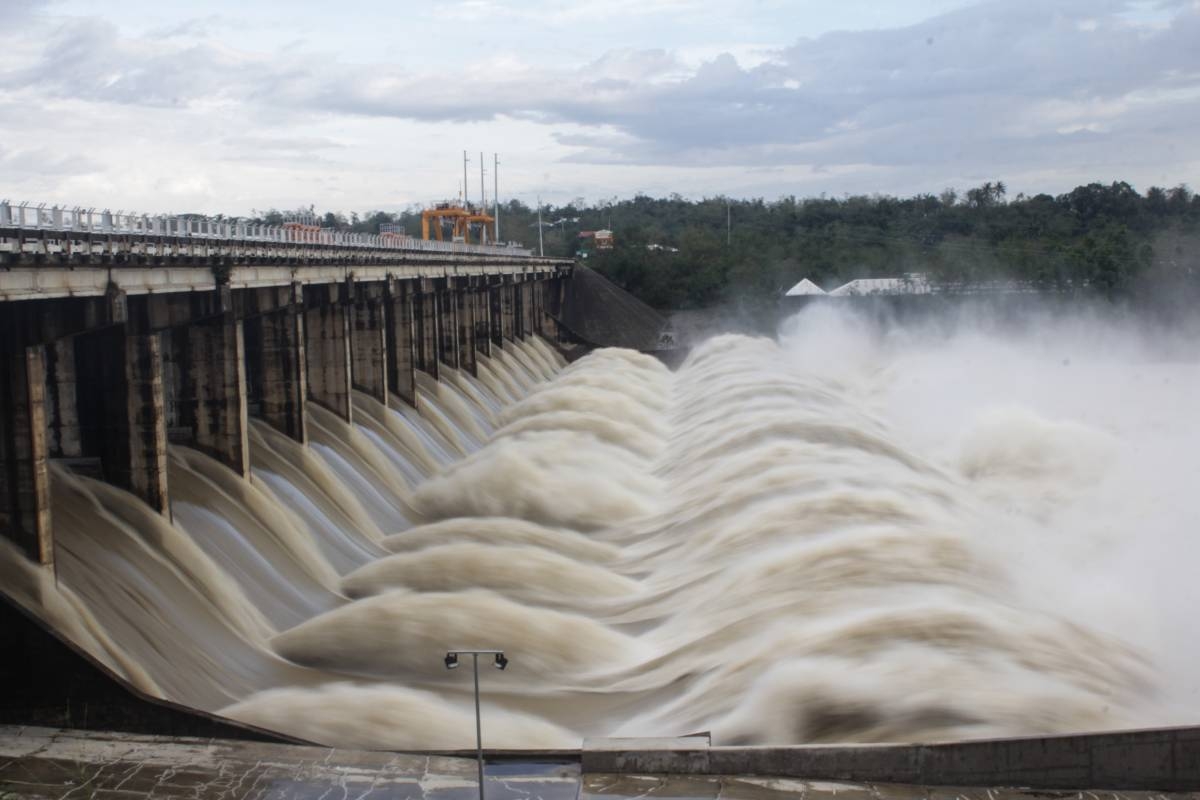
[[579, 730, 1200, 791]]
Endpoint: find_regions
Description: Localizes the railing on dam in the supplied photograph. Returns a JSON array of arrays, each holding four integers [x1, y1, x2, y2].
[[0, 200, 532, 258]]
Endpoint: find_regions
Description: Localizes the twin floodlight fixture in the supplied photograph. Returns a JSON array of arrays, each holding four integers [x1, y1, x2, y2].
[[444, 648, 509, 800], [444, 650, 508, 670]]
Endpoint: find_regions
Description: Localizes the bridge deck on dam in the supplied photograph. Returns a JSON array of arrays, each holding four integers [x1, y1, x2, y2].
[[0, 199, 568, 301], [2, 727, 1196, 800]]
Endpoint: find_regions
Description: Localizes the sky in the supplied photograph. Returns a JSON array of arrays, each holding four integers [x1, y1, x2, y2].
[[1, 0, 1198, 216]]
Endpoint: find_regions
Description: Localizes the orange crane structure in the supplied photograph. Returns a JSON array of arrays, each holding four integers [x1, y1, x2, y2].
[[420, 203, 495, 245]]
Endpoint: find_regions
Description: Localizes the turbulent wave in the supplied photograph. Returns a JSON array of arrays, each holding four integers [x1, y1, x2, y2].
[[2, 315, 1196, 749]]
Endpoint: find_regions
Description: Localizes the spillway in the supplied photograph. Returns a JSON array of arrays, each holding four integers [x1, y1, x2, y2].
[[2, 311, 1198, 752]]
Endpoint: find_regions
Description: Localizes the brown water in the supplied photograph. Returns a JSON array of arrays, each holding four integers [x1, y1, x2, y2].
[[2, 316, 1197, 750]]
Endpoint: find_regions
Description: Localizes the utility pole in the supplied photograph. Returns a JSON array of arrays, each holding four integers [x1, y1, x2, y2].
[[493, 153, 500, 242], [463, 150, 470, 209], [726, 199, 731, 246], [479, 151, 487, 242], [537, 196, 544, 257]]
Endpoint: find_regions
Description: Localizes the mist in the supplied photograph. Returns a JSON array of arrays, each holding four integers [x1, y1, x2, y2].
[[777, 302, 1200, 723]]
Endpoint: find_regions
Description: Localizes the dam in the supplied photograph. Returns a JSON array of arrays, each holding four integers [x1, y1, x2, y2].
[[2, 202, 1200, 793]]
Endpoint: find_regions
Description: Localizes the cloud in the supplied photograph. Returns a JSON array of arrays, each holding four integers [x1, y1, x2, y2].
[[0, 0, 1197, 208], [146, 15, 241, 40], [539, 0, 1200, 170], [129, 2, 1200, 178], [0, 143, 101, 179], [0, 0, 45, 24], [221, 135, 345, 153], [0, 14, 275, 109]]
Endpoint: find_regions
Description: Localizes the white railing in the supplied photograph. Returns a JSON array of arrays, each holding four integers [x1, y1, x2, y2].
[[0, 200, 533, 258]]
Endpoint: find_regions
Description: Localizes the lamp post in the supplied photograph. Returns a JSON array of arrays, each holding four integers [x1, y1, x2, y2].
[[444, 649, 509, 800]]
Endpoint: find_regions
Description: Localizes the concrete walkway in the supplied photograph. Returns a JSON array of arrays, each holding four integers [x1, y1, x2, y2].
[[0, 726, 578, 800], [3, 727, 1199, 800], [582, 773, 1195, 800]]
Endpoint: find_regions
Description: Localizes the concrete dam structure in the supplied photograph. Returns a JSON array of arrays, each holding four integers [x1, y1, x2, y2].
[[0, 205, 573, 565], [2, 203, 1200, 792]]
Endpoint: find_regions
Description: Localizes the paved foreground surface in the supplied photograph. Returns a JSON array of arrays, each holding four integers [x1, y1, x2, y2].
[[0, 726, 578, 800], [3, 726, 1200, 800], [583, 773, 1200, 800]]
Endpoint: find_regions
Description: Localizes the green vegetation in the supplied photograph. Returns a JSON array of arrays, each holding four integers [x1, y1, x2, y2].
[[255, 181, 1200, 311]]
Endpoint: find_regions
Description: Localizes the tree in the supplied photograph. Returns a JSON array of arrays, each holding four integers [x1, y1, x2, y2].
[[237, 177, 1197, 309]]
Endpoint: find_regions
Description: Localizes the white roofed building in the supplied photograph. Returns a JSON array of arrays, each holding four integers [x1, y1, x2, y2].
[[784, 278, 827, 296], [828, 274, 932, 296]]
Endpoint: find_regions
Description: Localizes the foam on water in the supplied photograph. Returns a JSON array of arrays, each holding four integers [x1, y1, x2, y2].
[[224, 681, 576, 750]]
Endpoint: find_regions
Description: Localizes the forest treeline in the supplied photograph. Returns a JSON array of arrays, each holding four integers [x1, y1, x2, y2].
[[255, 181, 1200, 311]]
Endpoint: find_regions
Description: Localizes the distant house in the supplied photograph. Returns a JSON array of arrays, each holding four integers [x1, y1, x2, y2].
[[784, 278, 827, 297], [577, 229, 615, 257], [827, 274, 932, 296], [785, 271, 1033, 302]]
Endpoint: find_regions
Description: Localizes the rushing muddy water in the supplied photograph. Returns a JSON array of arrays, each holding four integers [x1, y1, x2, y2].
[[2, 308, 1197, 750]]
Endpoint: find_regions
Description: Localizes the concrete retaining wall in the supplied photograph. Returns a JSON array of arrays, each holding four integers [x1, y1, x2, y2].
[[581, 727, 1200, 791]]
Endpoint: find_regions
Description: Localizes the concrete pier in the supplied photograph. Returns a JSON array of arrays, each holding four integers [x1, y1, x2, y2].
[[456, 277, 477, 375], [472, 278, 492, 358], [501, 278, 516, 341], [414, 280, 441, 379], [56, 324, 170, 518], [385, 278, 418, 407], [0, 341, 51, 563], [514, 277, 527, 339], [489, 279, 505, 345], [244, 290, 308, 444], [115, 333, 171, 515], [172, 315, 250, 476], [43, 338, 79, 461], [542, 275, 563, 336], [437, 278, 459, 369], [520, 278, 534, 338], [350, 282, 389, 405], [303, 286, 353, 422]]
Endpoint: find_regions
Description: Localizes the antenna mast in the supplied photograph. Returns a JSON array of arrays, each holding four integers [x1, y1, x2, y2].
[[479, 152, 486, 241]]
